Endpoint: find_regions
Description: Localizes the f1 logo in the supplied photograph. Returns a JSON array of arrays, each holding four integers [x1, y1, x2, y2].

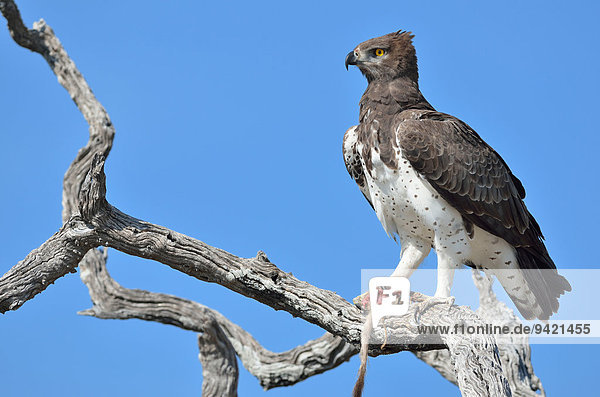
[[369, 277, 410, 328]]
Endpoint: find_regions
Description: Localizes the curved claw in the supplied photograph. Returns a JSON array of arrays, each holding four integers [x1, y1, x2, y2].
[[414, 296, 455, 323]]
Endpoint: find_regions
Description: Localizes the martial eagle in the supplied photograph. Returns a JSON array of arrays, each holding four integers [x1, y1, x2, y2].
[[344, 31, 570, 320]]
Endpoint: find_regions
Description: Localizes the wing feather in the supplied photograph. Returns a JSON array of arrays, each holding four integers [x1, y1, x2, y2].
[[396, 111, 535, 247]]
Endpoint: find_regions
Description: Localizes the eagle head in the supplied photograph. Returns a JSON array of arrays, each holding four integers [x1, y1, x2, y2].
[[345, 30, 418, 83]]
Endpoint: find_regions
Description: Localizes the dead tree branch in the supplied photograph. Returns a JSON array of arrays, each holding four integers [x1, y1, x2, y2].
[[79, 247, 357, 390], [414, 271, 544, 396], [0, 1, 543, 395], [197, 320, 239, 397]]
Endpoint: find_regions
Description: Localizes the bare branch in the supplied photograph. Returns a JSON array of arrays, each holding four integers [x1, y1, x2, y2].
[[0, 217, 95, 311], [0, 153, 110, 312], [0, 0, 115, 223], [197, 321, 239, 397], [79, 244, 541, 396], [0, 0, 43, 51], [79, 249, 357, 389], [415, 271, 545, 397], [0, 0, 112, 312]]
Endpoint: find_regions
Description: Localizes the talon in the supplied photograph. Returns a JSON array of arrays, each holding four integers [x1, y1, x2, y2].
[[423, 295, 455, 311], [414, 295, 455, 323]]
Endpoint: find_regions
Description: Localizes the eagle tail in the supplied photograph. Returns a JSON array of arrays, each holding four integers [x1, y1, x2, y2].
[[491, 267, 543, 320], [513, 246, 571, 321]]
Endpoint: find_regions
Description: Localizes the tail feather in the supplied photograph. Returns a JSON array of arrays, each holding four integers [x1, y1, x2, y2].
[[514, 246, 571, 320], [492, 267, 543, 320]]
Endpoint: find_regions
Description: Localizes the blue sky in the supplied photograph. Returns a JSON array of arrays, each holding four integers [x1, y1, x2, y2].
[[1, 1, 599, 395]]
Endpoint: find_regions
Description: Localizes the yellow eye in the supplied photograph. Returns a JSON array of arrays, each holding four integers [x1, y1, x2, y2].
[[375, 48, 385, 57]]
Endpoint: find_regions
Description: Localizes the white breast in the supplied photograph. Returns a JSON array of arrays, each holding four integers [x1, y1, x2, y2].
[[360, 138, 477, 256]]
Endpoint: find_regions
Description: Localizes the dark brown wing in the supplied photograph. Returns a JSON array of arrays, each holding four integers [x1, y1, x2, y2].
[[397, 111, 534, 245], [397, 111, 570, 319]]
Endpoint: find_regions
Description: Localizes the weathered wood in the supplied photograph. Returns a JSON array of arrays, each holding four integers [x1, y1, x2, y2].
[[79, 247, 357, 390], [0, 217, 95, 311], [414, 271, 545, 396], [0, 1, 115, 224], [0, 0, 114, 313], [197, 321, 239, 397], [0, 1, 545, 395]]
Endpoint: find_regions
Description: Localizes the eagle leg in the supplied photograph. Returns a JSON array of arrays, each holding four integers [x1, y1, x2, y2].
[[433, 252, 458, 298], [354, 240, 429, 311], [391, 239, 430, 278]]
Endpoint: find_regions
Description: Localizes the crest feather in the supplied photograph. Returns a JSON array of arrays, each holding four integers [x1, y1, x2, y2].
[[396, 30, 415, 41]]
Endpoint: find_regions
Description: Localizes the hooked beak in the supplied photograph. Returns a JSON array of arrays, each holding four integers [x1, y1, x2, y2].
[[345, 51, 358, 70]]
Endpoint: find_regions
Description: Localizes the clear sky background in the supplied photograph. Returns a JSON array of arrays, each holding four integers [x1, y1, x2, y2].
[[1, 1, 599, 396]]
